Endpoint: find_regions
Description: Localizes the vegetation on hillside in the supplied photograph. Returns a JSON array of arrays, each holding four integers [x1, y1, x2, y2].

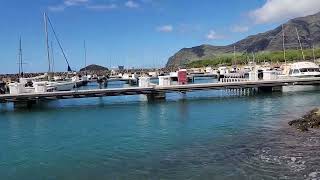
[[187, 48, 320, 68]]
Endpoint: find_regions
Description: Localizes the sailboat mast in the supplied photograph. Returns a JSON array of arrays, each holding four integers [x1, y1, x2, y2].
[[313, 44, 316, 62], [84, 40, 87, 73], [44, 12, 51, 73], [233, 45, 236, 65], [252, 52, 255, 63], [18, 37, 23, 76], [282, 24, 286, 65], [51, 41, 55, 74], [295, 27, 305, 61]]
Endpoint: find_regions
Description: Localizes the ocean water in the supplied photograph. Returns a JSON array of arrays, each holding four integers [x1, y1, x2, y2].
[[1, 79, 320, 179]]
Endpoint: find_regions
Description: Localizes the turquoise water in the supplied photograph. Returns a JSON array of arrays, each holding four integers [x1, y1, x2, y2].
[[1, 81, 320, 179]]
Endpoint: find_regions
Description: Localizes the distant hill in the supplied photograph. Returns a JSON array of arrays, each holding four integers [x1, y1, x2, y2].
[[166, 12, 320, 67], [80, 64, 108, 71]]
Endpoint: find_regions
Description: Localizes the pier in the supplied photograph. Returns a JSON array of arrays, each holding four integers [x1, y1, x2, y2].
[[1, 77, 320, 108]]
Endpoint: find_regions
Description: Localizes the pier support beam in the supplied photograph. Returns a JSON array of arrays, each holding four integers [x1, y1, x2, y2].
[[128, 79, 138, 86], [258, 86, 283, 93], [13, 100, 37, 109], [147, 92, 166, 101]]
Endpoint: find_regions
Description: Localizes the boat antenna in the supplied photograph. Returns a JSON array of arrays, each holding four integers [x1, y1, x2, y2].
[[44, 12, 51, 73], [46, 13, 72, 72], [282, 24, 286, 65], [295, 27, 305, 61]]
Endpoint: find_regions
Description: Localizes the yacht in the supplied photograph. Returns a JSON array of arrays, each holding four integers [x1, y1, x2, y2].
[[288, 62, 320, 77], [20, 76, 75, 91], [46, 81, 75, 91]]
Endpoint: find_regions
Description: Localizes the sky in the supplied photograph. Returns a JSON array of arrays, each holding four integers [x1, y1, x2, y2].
[[1, 0, 320, 73]]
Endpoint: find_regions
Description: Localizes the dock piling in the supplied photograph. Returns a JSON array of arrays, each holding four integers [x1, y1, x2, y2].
[[258, 86, 283, 93], [147, 92, 166, 101], [13, 100, 38, 109]]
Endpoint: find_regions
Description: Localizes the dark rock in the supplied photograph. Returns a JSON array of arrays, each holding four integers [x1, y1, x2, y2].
[[80, 64, 108, 72], [288, 108, 320, 132]]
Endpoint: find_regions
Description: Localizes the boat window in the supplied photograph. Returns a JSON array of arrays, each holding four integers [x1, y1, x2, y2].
[[289, 69, 293, 75], [300, 68, 308, 72], [308, 68, 320, 72], [293, 69, 300, 74]]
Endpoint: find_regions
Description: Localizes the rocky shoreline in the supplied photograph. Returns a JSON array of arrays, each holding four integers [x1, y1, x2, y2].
[[289, 108, 320, 132]]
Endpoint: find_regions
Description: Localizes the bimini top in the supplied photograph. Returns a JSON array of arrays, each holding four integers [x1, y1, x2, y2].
[[291, 62, 319, 69]]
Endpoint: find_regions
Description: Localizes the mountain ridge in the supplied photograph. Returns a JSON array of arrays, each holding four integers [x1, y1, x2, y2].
[[166, 12, 320, 67]]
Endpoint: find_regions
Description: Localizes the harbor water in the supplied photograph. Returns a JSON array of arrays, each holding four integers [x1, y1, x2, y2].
[[1, 79, 320, 179]]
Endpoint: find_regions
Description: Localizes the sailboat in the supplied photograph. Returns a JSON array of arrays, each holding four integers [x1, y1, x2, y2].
[[287, 27, 320, 77], [42, 12, 75, 91]]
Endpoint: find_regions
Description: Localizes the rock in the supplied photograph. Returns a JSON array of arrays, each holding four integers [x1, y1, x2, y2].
[[80, 64, 108, 72], [289, 108, 320, 132], [309, 172, 318, 178]]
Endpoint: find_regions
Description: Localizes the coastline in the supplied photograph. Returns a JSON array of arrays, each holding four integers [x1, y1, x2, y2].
[[289, 108, 320, 131]]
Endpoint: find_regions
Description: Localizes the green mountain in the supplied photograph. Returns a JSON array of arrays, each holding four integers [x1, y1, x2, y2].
[[166, 12, 320, 67]]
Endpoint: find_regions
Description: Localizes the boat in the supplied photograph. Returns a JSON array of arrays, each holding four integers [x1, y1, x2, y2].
[[18, 76, 75, 91], [42, 12, 74, 91], [288, 62, 320, 77], [218, 66, 229, 75], [46, 81, 75, 91]]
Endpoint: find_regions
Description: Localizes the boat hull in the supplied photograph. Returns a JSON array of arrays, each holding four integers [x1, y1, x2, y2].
[[47, 82, 75, 91]]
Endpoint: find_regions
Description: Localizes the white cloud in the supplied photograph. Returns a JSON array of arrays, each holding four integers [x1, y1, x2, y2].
[[48, 5, 66, 12], [125, 0, 139, 8], [49, 0, 119, 12], [86, 4, 117, 10], [64, 0, 89, 6], [206, 30, 225, 40], [49, 0, 89, 11], [250, 0, 320, 24], [231, 25, 249, 33], [156, 25, 173, 32]]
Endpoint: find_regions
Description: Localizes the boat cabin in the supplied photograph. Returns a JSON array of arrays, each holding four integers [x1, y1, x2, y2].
[[289, 62, 320, 77]]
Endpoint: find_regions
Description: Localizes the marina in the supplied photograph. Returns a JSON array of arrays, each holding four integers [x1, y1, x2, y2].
[[2, 1, 320, 179], [1, 77, 320, 107], [1, 81, 320, 179]]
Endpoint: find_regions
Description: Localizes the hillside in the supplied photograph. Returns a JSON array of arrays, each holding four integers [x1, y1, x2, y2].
[[80, 64, 108, 71], [166, 12, 320, 67]]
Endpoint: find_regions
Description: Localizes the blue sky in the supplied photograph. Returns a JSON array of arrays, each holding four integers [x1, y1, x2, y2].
[[1, 0, 320, 73]]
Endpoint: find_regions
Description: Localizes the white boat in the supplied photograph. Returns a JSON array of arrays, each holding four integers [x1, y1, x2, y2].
[[288, 62, 320, 77], [218, 66, 229, 75], [46, 81, 75, 91]]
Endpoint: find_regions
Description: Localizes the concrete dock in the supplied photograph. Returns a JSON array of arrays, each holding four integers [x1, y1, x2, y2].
[[1, 77, 320, 107]]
